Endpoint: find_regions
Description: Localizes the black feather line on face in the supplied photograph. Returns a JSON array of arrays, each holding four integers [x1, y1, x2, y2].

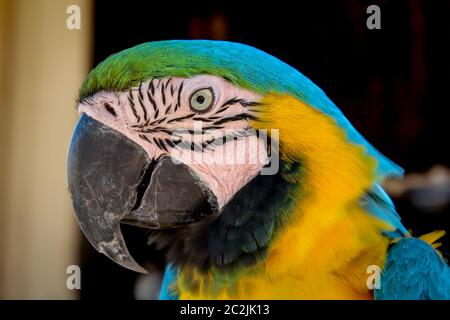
[[161, 82, 166, 106], [147, 89, 157, 113], [165, 139, 176, 148], [176, 81, 184, 111], [128, 90, 140, 122], [167, 113, 195, 124], [139, 134, 152, 144], [240, 101, 263, 108], [155, 116, 167, 125], [138, 82, 144, 100], [214, 98, 260, 116], [213, 113, 257, 126], [153, 137, 163, 149], [149, 78, 155, 96], [158, 138, 169, 152], [137, 90, 148, 121], [221, 97, 241, 108]]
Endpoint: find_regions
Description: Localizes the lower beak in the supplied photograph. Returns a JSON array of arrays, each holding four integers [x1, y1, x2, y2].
[[67, 114, 218, 272]]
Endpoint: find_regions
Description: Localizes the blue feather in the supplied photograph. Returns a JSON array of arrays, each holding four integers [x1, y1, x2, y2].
[[159, 264, 179, 300], [375, 237, 450, 300]]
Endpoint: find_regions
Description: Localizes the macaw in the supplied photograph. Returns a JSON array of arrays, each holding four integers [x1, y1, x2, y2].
[[67, 40, 450, 300]]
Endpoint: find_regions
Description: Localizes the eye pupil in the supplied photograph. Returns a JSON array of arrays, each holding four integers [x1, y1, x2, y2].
[[196, 95, 205, 104]]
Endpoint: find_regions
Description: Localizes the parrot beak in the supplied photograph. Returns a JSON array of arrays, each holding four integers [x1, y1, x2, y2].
[[67, 114, 218, 273]]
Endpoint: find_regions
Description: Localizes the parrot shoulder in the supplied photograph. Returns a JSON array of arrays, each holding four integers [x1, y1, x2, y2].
[[375, 234, 450, 300]]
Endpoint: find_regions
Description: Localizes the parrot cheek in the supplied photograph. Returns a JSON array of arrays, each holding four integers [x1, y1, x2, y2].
[[67, 114, 218, 273]]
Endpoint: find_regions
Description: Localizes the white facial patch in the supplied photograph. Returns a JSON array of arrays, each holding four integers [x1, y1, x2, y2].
[[78, 75, 268, 209]]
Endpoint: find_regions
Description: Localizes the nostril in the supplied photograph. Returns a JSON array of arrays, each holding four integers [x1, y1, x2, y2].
[[132, 160, 157, 211]]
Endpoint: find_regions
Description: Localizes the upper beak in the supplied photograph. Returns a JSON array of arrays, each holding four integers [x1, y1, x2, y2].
[[67, 114, 218, 272]]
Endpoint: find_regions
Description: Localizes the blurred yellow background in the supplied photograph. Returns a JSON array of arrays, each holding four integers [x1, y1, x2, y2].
[[0, 0, 92, 298]]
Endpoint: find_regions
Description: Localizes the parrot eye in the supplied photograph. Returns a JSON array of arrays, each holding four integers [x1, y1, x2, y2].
[[189, 87, 215, 112]]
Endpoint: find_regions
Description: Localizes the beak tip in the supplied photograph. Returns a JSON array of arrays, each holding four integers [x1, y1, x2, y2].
[[121, 263, 148, 274], [96, 236, 148, 274]]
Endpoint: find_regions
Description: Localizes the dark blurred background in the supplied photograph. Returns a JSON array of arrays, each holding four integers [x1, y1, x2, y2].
[[77, 0, 449, 299], [1, 0, 448, 299]]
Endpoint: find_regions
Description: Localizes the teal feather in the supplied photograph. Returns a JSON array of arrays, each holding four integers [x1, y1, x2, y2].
[[375, 237, 450, 300], [159, 264, 179, 300]]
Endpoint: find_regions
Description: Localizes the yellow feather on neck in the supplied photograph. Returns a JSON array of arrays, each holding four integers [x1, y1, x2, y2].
[[179, 94, 393, 299]]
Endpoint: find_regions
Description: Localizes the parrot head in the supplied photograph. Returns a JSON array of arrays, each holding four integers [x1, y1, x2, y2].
[[68, 40, 403, 274]]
